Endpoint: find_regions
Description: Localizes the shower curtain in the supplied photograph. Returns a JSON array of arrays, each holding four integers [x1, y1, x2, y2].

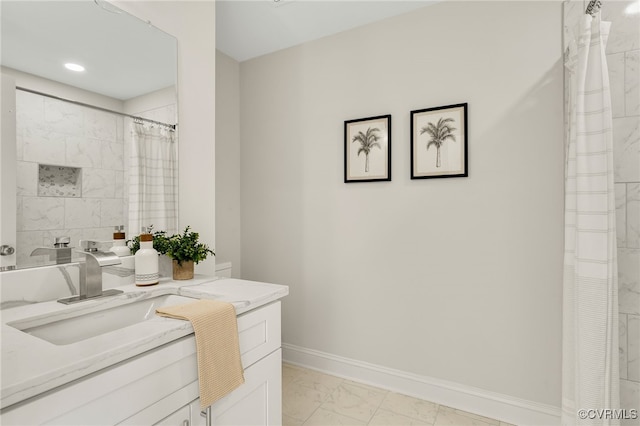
[[562, 12, 619, 426], [129, 121, 178, 237]]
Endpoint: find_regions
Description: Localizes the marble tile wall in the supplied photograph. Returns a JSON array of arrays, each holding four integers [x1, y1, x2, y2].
[[565, 0, 640, 420], [15, 90, 126, 267], [604, 0, 640, 412]]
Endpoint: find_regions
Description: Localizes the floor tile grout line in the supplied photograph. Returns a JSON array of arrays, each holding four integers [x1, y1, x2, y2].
[[326, 377, 374, 425], [371, 400, 440, 426], [370, 406, 438, 426], [365, 386, 390, 425], [304, 381, 380, 426], [300, 401, 323, 425], [291, 374, 345, 403]]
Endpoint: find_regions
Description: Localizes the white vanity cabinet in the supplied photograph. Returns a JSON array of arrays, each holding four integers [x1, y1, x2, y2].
[[207, 349, 281, 425], [0, 301, 282, 426], [156, 402, 197, 425]]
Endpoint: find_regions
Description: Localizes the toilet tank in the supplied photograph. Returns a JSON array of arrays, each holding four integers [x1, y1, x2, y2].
[[215, 260, 232, 278]]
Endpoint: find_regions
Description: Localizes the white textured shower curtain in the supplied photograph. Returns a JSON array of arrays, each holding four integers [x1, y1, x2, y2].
[[562, 12, 619, 426], [129, 122, 178, 236]]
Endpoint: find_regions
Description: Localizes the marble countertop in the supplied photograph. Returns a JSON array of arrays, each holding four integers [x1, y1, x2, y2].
[[0, 276, 288, 409]]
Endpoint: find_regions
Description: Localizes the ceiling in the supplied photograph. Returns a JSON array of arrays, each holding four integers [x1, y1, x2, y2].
[[216, 0, 438, 62], [1, 1, 437, 100]]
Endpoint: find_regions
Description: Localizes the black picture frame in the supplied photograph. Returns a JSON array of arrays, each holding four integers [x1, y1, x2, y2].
[[344, 114, 391, 183], [410, 103, 468, 179]]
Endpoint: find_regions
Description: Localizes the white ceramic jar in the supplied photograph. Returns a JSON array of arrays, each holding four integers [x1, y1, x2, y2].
[[135, 228, 159, 286]]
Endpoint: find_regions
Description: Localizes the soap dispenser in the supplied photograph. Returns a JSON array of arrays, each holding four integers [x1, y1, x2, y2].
[[110, 225, 131, 257], [135, 227, 159, 286]]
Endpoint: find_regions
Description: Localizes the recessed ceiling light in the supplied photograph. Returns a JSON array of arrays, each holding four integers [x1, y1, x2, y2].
[[64, 63, 85, 72], [625, 0, 640, 15]]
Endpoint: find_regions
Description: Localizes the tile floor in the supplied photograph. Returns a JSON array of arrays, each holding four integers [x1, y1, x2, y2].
[[282, 363, 515, 426]]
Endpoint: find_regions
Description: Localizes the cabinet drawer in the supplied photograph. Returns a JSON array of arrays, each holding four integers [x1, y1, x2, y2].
[[1, 336, 199, 425], [237, 301, 281, 369]]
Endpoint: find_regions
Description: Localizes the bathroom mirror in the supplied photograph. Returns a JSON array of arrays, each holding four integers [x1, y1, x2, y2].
[[0, 0, 178, 270]]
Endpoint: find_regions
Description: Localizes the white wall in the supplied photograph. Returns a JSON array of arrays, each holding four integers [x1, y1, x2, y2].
[[215, 51, 241, 277], [124, 86, 176, 122], [113, 1, 217, 274], [240, 0, 564, 409]]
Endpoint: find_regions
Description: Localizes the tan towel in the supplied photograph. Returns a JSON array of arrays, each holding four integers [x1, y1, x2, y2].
[[156, 299, 245, 409]]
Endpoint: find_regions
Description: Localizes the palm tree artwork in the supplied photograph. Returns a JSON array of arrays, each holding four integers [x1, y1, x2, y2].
[[420, 117, 457, 168], [351, 126, 382, 173]]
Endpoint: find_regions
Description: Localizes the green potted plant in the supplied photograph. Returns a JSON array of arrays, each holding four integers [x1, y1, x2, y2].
[[166, 226, 215, 280], [127, 225, 172, 255]]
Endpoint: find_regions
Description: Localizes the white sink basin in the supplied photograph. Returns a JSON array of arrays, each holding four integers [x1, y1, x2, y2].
[[8, 294, 196, 345]]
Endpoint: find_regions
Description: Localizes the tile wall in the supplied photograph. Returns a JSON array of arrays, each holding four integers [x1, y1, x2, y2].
[[15, 90, 126, 267], [565, 0, 640, 419], [607, 0, 640, 414]]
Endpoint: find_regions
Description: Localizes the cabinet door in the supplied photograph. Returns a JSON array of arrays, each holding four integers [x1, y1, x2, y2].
[[189, 401, 207, 426], [155, 404, 191, 426], [207, 349, 282, 426]]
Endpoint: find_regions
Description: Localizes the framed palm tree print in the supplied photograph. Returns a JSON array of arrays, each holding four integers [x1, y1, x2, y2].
[[411, 103, 468, 179], [344, 114, 391, 183]]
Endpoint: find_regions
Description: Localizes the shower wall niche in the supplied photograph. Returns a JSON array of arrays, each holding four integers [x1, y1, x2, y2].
[[15, 90, 126, 267], [38, 164, 82, 197]]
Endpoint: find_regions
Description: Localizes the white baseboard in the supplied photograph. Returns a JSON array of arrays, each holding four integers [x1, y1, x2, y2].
[[282, 343, 561, 426]]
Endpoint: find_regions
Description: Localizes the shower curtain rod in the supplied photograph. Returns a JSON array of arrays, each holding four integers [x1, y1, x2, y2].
[[16, 86, 177, 130], [585, 0, 602, 16]]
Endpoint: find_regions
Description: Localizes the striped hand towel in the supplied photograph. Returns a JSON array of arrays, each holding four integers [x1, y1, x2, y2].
[[156, 299, 245, 409]]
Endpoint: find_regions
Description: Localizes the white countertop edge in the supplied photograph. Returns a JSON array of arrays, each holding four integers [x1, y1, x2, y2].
[[0, 276, 288, 409]]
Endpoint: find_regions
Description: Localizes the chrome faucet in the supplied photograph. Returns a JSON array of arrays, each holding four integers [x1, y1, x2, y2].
[[58, 240, 123, 305], [30, 236, 73, 264]]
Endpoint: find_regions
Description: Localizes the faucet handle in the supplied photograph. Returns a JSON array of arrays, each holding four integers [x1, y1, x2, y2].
[[79, 240, 100, 252], [54, 236, 71, 248]]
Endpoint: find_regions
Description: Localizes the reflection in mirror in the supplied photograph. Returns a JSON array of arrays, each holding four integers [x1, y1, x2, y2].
[[1, 0, 178, 270]]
